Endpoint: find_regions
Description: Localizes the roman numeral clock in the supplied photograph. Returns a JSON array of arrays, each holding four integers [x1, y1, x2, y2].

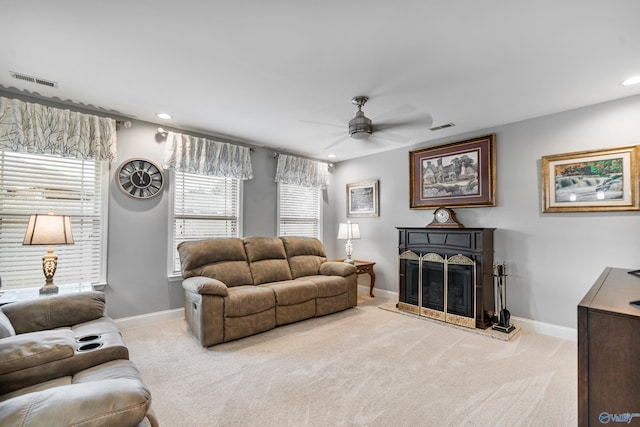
[[117, 158, 164, 199]]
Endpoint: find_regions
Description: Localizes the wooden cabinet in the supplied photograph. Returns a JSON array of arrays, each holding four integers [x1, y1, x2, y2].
[[396, 227, 495, 329], [578, 267, 640, 426]]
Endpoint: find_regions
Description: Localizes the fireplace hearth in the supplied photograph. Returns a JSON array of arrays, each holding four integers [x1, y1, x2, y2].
[[397, 227, 495, 329]]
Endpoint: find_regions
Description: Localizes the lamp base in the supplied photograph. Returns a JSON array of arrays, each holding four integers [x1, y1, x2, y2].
[[39, 284, 59, 295], [343, 259, 355, 265]]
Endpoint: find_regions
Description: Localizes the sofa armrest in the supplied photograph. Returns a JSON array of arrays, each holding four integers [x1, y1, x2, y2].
[[319, 262, 357, 277], [0, 330, 75, 375], [182, 276, 229, 297], [0, 378, 152, 427], [2, 291, 106, 334]]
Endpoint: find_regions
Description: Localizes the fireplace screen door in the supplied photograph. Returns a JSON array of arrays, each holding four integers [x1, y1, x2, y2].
[[399, 251, 476, 328]]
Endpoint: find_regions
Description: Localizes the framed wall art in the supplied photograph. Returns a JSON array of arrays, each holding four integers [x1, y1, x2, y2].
[[409, 134, 496, 209], [541, 145, 639, 212], [347, 179, 379, 217]]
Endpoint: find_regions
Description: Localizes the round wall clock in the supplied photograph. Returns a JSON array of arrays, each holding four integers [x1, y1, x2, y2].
[[427, 207, 464, 228], [116, 158, 164, 199]]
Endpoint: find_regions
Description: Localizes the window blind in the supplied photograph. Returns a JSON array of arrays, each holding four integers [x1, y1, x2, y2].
[[171, 171, 240, 274], [278, 183, 321, 238], [0, 151, 107, 290]]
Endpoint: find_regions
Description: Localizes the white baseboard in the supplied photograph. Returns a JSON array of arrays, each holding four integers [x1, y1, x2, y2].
[[510, 316, 577, 342], [115, 308, 184, 330], [360, 286, 577, 342], [114, 290, 578, 342]]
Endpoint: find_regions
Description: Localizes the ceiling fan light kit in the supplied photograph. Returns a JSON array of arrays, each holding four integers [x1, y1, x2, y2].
[[348, 96, 372, 139]]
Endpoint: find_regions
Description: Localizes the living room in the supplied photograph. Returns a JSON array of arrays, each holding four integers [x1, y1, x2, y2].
[[1, 2, 640, 425]]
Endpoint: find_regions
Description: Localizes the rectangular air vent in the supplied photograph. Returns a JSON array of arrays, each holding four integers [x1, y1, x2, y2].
[[10, 71, 58, 88], [429, 123, 455, 131]]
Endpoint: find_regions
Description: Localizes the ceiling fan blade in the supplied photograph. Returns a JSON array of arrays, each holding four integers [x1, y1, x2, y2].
[[372, 104, 417, 123], [324, 135, 350, 150], [373, 129, 411, 143], [299, 119, 344, 129], [375, 113, 434, 132]]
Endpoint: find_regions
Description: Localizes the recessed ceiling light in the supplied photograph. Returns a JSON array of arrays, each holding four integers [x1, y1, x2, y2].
[[156, 112, 172, 120], [328, 154, 336, 158], [622, 76, 640, 86]]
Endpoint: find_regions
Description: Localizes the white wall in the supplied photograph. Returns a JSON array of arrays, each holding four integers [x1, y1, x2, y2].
[[329, 94, 640, 329]]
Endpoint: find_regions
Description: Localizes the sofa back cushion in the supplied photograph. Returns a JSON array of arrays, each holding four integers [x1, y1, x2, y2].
[[2, 292, 106, 334], [178, 238, 253, 287], [280, 236, 328, 279], [0, 310, 16, 338], [243, 237, 292, 285]]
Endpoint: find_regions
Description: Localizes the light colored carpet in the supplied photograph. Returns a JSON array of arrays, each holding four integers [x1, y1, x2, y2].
[[121, 295, 577, 426]]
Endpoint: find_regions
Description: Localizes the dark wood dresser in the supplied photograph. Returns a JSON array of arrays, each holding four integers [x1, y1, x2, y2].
[[578, 267, 640, 426]]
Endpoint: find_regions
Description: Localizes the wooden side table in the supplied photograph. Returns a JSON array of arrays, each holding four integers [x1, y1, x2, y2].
[[333, 259, 376, 297]]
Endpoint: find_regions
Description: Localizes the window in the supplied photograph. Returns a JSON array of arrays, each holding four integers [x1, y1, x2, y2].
[[0, 152, 108, 290], [277, 183, 321, 238], [170, 171, 241, 275]]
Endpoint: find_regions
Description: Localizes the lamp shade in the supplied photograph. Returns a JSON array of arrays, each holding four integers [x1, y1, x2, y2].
[[337, 222, 360, 240], [23, 214, 74, 246]]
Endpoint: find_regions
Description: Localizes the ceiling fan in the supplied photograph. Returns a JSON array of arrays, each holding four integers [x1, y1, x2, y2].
[[321, 96, 433, 149]]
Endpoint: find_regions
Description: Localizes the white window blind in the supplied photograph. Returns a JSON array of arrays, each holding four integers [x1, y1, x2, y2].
[[171, 171, 240, 275], [0, 151, 107, 290], [278, 183, 321, 238]]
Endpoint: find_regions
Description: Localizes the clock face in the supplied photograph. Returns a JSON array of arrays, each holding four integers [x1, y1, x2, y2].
[[117, 159, 164, 199], [435, 208, 450, 223]]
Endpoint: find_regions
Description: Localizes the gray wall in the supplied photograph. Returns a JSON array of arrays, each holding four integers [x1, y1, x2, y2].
[[4, 89, 639, 329], [328, 94, 640, 329]]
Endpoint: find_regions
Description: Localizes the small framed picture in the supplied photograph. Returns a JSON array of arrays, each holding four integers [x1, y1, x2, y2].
[[541, 145, 639, 212], [347, 180, 379, 217]]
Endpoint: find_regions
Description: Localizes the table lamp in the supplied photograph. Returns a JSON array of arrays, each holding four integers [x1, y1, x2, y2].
[[337, 221, 360, 264], [22, 211, 74, 294]]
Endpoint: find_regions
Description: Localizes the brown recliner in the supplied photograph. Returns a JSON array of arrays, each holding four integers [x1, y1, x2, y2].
[[0, 291, 157, 426]]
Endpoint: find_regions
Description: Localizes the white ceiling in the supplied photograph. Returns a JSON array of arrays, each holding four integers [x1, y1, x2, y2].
[[2, 1, 640, 162]]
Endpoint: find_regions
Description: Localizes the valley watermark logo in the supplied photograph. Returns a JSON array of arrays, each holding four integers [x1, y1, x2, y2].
[[599, 412, 640, 424]]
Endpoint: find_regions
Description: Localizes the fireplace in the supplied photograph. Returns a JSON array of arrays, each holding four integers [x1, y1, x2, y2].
[[397, 227, 495, 329]]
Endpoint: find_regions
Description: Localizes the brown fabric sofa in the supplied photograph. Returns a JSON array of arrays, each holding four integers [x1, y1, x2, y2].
[[178, 236, 357, 347], [0, 292, 157, 427]]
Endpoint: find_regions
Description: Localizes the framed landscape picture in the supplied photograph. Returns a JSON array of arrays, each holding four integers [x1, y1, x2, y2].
[[347, 180, 379, 217], [409, 134, 496, 209], [542, 145, 639, 212]]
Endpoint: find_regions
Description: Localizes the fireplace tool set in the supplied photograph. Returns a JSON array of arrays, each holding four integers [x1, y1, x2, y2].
[[492, 262, 515, 333]]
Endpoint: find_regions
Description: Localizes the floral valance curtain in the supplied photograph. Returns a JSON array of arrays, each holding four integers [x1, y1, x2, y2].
[[274, 154, 329, 189], [0, 96, 117, 163], [162, 131, 253, 180]]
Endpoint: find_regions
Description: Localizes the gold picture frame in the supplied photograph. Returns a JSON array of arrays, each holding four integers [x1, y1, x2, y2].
[[409, 134, 496, 209], [541, 145, 639, 212]]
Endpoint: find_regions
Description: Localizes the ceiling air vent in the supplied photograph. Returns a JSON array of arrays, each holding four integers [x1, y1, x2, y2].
[[10, 71, 58, 88], [429, 123, 455, 131]]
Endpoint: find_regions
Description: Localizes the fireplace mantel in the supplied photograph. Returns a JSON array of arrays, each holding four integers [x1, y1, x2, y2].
[[396, 227, 495, 329]]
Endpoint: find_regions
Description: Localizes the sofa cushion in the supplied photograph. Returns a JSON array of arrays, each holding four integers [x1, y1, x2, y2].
[[0, 330, 75, 375], [302, 275, 350, 298], [225, 285, 275, 318], [2, 292, 105, 334], [280, 236, 328, 279], [264, 280, 318, 306], [0, 310, 15, 338], [178, 238, 253, 287], [244, 237, 292, 285]]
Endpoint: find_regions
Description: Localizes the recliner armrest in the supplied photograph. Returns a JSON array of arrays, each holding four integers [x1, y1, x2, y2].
[[319, 262, 357, 277], [2, 291, 106, 334], [0, 378, 152, 427], [0, 329, 75, 375], [182, 276, 229, 297]]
